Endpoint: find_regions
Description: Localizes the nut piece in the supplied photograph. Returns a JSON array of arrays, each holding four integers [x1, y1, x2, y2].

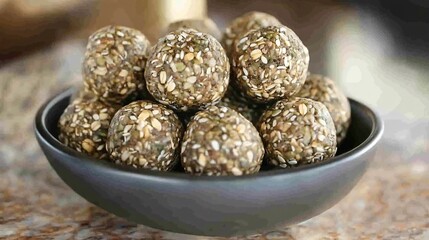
[[257, 98, 337, 167], [167, 18, 222, 40], [106, 101, 183, 171], [222, 11, 281, 56], [58, 100, 119, 159], [181, 106, 264, 176], [296, 74, 351, 144], [145, 29, 230, 111], [232, 26, 310, 103], [83, 25, 151, 104]]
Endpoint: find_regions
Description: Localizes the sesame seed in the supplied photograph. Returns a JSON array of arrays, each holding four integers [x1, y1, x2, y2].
[[123, 125, 132, 133], [250, 49, 262, 60], [138, 110, 151, 121], [121, 151, 131, 161], [272, 110, 282, 117], [166, 34, 175, 40], [184, 52, 194, 61], [119, 69, 128, 77], [231, 167, 242, 176], [183, 82, 193, 89], [187, 76, 197, 83], [211, 140, 220, 151], [197, 154, 207, 166], [299, 104, 308, 115], [243, 68, 248, 76], [209, 58, 216, 67], [90, 121, 101, 131], [82, 139, 94, 153], [166, 81, 176, 92], [151, 118, 162, 131], [159, 71, 167, 84]]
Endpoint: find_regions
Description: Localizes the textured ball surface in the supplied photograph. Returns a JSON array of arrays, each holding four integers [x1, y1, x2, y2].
[[258, 98, 337, 167], [145, 29, 230, 111], [232, 26, 309, 103], [181, 106, 264, 176], [296, 74, 351, 144], [83, 25, 151, 104], [58, 100, 118, 159], [106, 101, 183, 171], [222, 11, 281, 56]]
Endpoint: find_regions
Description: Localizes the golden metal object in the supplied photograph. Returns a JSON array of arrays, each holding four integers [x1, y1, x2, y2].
[[86, 0, 207, 42], [141, 0, 207, 41]]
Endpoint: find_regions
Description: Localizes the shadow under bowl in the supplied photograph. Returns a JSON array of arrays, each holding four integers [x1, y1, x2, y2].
[[34, 89, 383, 237]]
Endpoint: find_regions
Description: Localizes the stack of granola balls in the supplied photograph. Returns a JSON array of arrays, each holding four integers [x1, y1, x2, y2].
[[58, 11, 350, 176]]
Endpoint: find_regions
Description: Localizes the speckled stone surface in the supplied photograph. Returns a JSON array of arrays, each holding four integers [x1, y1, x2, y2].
[[0, 41, 428, 239]]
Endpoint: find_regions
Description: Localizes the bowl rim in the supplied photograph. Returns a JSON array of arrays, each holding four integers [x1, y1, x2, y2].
[[35, 88, 384, 181]]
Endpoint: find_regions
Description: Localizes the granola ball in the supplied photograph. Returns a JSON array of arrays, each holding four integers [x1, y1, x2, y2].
[[222, 11, 281, 56], [296, 74, 351, 144], [217, 88, 262, 123], [58, 100, 119, 159], [83, 25, 151, 104], [167, 18, 222, 40], [258, 98, 337, 168], [106, 101, 183, 171], [181, 106, 264, 176], [145, 29, 230, 111], [232, 26, 310, 103]]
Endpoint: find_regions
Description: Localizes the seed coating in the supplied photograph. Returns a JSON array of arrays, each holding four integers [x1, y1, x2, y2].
[[145, 29, 230, 111], [58, 100, 119, 159], [232, 26, 310, 103], [181, 106, 264, 176], [222, 11, 281, 56], [257, 98, 337, 167], [106, 101, 183, 171], [83, 25, 151, 104], [295, 73, 351, 144]]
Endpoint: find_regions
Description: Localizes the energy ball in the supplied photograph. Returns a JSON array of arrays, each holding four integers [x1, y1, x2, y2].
[[58, 100, 119, 159], [222, 11, 281, 56], [181, 106, 264, 176], [296, 74, 351, 144], [83, 25, 151, 104], [106, 101, 183, 171], [145, 29, 230, 111], [167, 18, 222, 40], [232, 26, 310, 103], [258, 98, 337, 168]]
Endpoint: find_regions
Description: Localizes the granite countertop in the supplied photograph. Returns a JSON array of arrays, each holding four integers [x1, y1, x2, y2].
[[0, 41, 428, 240]]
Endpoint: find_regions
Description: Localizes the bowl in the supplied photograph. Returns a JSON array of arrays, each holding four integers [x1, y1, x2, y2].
[[34, 89, 383, 237]]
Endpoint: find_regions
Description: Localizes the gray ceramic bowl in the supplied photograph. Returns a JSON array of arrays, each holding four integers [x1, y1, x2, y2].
[[34, 89, 383, 237]]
